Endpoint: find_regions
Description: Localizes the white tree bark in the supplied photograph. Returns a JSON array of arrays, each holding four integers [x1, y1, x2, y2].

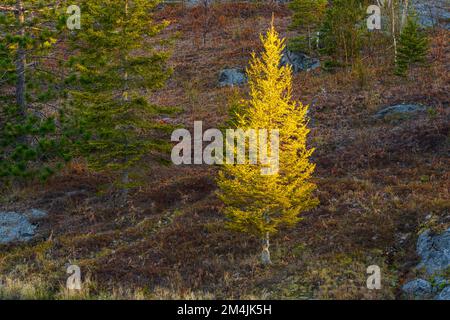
[[261, 232, 272, 265], [392, 1, 398, 59]]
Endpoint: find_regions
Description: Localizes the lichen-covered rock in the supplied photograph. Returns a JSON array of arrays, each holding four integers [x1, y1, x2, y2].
[[435, 286, 450, 300], [374, 104, 428, 119], [402, 279, 434, 299], [280, 49, 320, 73], [0, 213, 36, 244], [414, 0, 450, 30], [218, 68, 247, 87], [0, 209, 47, 244], [417, 228, 450, 275], [433, 276, 449, 288]]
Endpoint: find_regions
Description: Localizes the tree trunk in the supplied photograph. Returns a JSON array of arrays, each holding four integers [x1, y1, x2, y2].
[[261, 232, 272, 265], [121, 0, 130, 202], [401, 0, 409, 30], [308, 27, 312, 55], [202, 0, 209, 47], [121, 169, 129, 202], [392, 2, 398, 60], [15, 0, 26, 115]]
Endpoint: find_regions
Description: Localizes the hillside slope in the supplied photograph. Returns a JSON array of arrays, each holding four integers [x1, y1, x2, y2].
[[0, 3, 449, 299]]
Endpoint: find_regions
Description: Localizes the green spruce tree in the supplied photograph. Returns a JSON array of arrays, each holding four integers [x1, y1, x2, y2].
[[0, 1, 77, 185], [395, 16, 428, 76], [66, 0, 174, 198], [319, 0, 367, 66], [288, 0, 327, 54]]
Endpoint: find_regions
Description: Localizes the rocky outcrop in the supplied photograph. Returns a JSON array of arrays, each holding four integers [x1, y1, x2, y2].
[[0, 209, 47, 244], [414, 0, 450, 30], [218, 68, 247, 87], [280, 49, 320, 73], [435, 286, 450, 300], [417, 228, 450, 275], [401, 228, 450, 300], [374, 104, 428, 119], [402, 279, 434, 299]]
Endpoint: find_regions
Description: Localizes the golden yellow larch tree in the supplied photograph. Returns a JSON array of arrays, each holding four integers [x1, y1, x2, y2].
[[217, 22, 319, 265]]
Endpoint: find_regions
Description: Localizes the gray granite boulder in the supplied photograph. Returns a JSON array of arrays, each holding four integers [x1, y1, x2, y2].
[[280, 49, 320, 73], [402, 279, 434, 299], [219, 68, 247, 87], [414, 0, 450, 30], [0, 209, 47, 244], [401, 228, 450, 299], [435, 286, 450, 300], [374, 104, 428, 119], [433, 276, 449, 288], [417, 228, 450, 275]]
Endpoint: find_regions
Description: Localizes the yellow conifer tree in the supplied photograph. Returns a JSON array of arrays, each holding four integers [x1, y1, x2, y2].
[[217, 22, 319, 264]]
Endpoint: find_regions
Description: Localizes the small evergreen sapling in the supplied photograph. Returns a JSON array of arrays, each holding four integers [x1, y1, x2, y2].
[[395, 16, 429, 76]]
